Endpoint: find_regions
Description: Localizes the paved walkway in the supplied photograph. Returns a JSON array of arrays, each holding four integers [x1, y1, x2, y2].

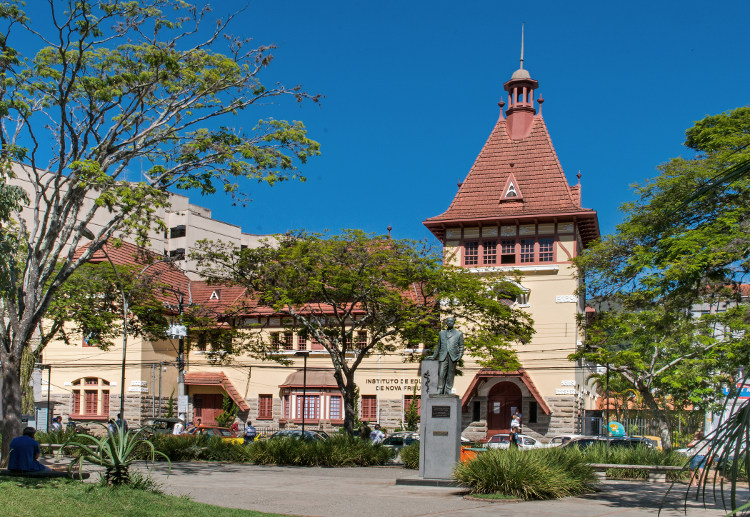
[[136, 462, 749, 517]]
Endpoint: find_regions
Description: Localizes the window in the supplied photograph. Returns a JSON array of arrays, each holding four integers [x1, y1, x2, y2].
[[283, 395, 290, 419], [259, 394, 273, 419], [270, 333, 280, 351], [169, 248, 185, 259], [330, 396, 342, 421], [505, 183, 518, 197], [482, 241, 497, 265], [501, 240, 516, 264], [529, 401, 538, 424], [283, 332, 294, 351], [361, 395, 377, 422], [464, 242, 479, 265], [297, 335, 307, 351], [472, 400, 481, 421], [296, 395, 320, 420], [169, 225, 186, 239], [356, 331, 367, 349], [538, 237, 554, 262], [71, 377, 110, 417], [520, 239, 535, 263]]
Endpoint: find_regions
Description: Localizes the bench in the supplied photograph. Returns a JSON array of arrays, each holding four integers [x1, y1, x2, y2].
[[0, 469, 90, 480], [587, 463, 684, 483]]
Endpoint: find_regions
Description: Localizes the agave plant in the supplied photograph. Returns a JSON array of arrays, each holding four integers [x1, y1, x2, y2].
[[61, 423, 170, 485]]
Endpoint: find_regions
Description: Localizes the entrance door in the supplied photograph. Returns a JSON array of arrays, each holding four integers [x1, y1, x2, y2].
[[193, 394, 223, 425], [487, 381, 522, 437]]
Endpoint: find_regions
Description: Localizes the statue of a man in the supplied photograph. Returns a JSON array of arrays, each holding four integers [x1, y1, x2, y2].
[[429, 317, 464, 395]]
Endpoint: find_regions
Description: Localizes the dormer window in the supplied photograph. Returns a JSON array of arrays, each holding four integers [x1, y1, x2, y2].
[[500, 173, 523, 202]]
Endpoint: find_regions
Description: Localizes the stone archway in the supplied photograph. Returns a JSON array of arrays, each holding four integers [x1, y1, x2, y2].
[[486, 381, 522, 436]]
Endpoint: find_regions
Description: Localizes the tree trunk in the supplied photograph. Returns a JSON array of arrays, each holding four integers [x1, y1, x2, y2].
[[0, 350, 23, 463], [640, 386, 673, 451]]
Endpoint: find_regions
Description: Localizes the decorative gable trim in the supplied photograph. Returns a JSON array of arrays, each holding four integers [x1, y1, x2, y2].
[[500, 173, 524, 202]]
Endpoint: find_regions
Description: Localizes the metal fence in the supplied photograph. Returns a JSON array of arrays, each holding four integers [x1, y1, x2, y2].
[[587, 410, 704, 448]]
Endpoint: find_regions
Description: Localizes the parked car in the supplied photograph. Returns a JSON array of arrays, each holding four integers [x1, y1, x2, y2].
[[561, 436, 654, 449], [382, 431, 419, 459], [546, 434, 584, 447], [485, 433, 543, 450], [186, 425, 243, 444], [268, 429, 327, 441]]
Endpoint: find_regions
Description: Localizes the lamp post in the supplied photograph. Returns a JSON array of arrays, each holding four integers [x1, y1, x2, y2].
[[295, 351, 310, 436]]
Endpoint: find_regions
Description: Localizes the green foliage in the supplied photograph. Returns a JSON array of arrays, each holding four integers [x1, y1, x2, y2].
[[404, 384, 420, 431], [165, 392, 175, 418], [576, 443, 688, 480], [215, 393, 239, 428], [400, 441, 420, 470], [249, 435, 392, 467], [573, 107, 750, 449], [148, 433, 392, 466], [193, 229, 534, 433], [63, 424, 170, 485], [0, 0, 319, 459], [454, 447, 597, 500]]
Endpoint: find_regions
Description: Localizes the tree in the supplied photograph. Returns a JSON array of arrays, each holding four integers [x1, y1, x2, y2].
[[0, 0, 319, 458], [194, 230, 534, 434], [573, 107, 750, 450]]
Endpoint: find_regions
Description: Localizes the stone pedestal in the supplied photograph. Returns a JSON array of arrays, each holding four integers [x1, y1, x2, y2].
[[419, 360, 461, 480]]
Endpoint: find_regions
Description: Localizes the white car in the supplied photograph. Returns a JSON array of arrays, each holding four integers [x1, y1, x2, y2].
[[485, 433, 542, 450]]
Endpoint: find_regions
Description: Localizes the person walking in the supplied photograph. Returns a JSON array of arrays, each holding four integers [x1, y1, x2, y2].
[[369, 424, 385, 444], [243, 420, 257, 444], [358, 421, 372, 441]]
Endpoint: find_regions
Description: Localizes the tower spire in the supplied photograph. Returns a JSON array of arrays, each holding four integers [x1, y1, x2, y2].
[[520, 23, 524, 70]]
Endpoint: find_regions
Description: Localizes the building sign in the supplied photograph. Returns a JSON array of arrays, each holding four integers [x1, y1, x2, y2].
[[364, 377, 420, 391], [432, 406, 451, 418], [722, 383, 750, 399]]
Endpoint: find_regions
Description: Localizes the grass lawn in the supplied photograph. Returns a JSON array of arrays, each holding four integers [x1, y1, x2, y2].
[[0, 476, 290, 517]]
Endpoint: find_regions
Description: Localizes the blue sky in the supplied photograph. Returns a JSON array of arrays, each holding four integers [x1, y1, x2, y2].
[[20, 0, 750, 246]]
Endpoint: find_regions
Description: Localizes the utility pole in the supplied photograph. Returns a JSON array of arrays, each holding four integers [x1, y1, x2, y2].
[[164, 288, 187, 399]]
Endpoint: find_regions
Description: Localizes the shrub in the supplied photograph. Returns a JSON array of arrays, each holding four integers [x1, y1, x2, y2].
[[579, 443, 688, 480], [401, 442, 419, 470], [454, 447, 597, 500], [63, 424, 170, 486], [250, 435, 392, 467]]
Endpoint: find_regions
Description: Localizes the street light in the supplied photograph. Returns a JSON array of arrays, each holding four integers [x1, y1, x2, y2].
[[295, 351, 310, 436]]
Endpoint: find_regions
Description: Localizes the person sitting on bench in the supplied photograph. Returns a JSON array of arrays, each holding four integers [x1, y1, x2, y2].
[[8, 427, 51, 473]]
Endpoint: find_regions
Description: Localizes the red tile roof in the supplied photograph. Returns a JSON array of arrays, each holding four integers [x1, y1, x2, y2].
[[76, 241, 190, 310], [424, 114, 599, 244]]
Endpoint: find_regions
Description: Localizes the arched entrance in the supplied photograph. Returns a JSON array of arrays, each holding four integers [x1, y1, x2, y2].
[[487, 381, 522, 436]]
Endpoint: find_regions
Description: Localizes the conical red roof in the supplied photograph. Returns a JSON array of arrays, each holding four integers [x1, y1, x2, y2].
[[424, 112, 598, 244]]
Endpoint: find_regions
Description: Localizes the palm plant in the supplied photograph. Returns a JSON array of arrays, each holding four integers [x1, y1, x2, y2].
[[62, 423, 170, 485]]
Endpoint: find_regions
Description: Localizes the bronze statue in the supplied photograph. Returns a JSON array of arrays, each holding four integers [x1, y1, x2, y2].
[[428, 317, 464, 395]]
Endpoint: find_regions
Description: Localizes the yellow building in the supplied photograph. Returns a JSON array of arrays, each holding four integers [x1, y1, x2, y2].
[[35, 62, 600, 441]]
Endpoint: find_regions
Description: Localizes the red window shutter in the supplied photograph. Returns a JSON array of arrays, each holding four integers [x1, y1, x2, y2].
[[283, 332, 294, 351], [84, 390, 98, 415], [310, 337, 325, 351], [361, 395, 377, 421], [72, 390, 81, 414], [102, 391, 110, 416], [259, 394, 273, 419], [297, 336, 307, 350]]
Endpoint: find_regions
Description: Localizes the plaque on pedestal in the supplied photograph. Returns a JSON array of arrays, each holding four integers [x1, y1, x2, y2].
[[418, 360, 461, 480]]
